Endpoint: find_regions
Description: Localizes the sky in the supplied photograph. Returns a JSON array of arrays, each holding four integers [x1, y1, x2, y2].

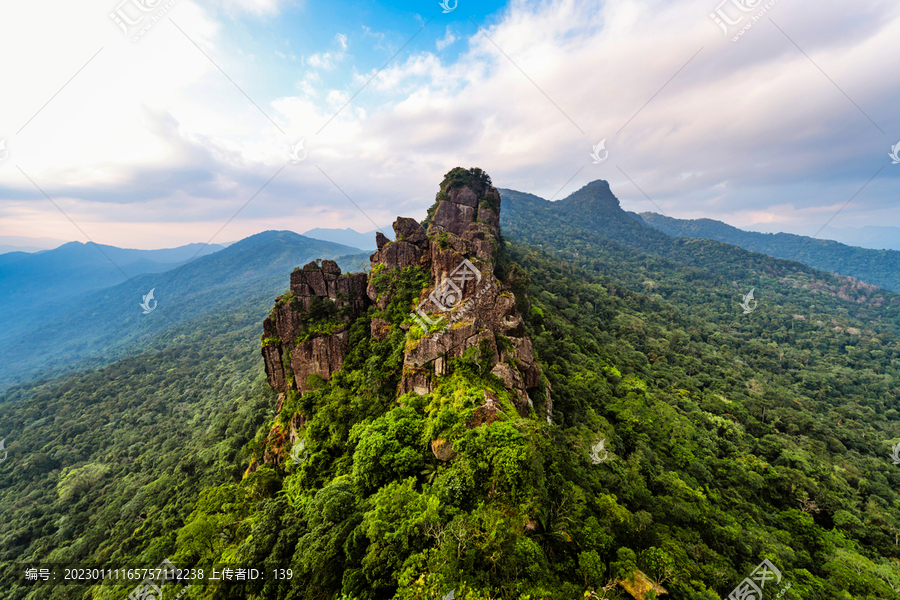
[[0, 0, 897, 250]]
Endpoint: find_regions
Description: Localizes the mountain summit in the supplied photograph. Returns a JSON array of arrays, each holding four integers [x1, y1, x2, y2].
[[260, 167, 551, 427]]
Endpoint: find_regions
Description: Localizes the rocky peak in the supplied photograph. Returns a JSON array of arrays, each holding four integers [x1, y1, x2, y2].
[[261, 260, 369, 395], [387, 167, 549, 419], [261, 167, 552, 425], [425, 167, 501, 267]]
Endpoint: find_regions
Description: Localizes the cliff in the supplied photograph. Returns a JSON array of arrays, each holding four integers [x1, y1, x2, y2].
[[260, 259, 369, 395], [260, 167, 552, 434]]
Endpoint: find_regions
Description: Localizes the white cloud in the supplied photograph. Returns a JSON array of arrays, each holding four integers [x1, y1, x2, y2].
[[307, 33, 349, 71], [436, 26, 457, 51], [307, 52, 338, 70], [326, 90, 350, 109], [2, 0, 899, 247]]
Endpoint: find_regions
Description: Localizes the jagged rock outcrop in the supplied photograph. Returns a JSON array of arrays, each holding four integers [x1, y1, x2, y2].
[[261, 260, 369, 395], [261, 167, 552, 425], [378, 167, 550, 419]]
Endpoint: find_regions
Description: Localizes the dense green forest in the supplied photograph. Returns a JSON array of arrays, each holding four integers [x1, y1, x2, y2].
[[637, 211, 900, 293], [2, 176, 900, 599], [0, 309, 275, 599]]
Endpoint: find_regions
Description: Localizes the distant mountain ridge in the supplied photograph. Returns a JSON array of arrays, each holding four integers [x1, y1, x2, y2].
[[0, 241, 228, 343], [0, 235, 68, 254], [302, 227, 392, 251], [754, 224, 900, 251], [637, 212, 900, 292], [0, 231, 369, 389], [499, 180, 898, 331], [0, 245, 45, 254]]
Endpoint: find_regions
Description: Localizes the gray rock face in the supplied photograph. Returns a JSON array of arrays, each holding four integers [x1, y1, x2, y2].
[[261, 262, 369, 395], [261, 169, 552, 427], [290, 331, 350, 394], [449, 186, 478, 207], [370, 317, 391, 342], [393, 217, 427, 244], [431, 438, 456, 461], [382, 176, 549, 420], [432, 200, 476, 236]]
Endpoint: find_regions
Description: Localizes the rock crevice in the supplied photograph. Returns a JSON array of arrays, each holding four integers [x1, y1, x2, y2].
[[261, 167, 552, 423]]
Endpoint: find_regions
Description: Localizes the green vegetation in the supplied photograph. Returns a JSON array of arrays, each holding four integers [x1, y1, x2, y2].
[[0, 230, 370, 391], [293, 296, 346, 343], [2, 181, 900, 599], [423, 167, 497, 228], [0, 313, 275, 599], [640, 212, 900, 292]]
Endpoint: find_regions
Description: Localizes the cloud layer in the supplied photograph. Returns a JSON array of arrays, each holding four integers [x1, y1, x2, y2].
[[0, 0, 897, 248]]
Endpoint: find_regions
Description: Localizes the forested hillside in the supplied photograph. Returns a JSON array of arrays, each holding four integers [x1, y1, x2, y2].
[[0, 231, 368, 391], [0, 311, 276, 599], [0, 241, 226, 344], [2, 173, 900, 600], [637, 212, 900, 293]]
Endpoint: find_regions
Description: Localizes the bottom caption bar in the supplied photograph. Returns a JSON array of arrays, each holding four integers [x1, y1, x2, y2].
[[14, 558, 294, 589]]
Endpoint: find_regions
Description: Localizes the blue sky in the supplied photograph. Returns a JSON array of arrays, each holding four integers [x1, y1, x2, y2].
[[210, 0, 510, 118], [0, 0, 898, 249]]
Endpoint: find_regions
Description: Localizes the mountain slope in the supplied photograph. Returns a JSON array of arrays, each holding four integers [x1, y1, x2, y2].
[[500, 182, 900, 329], [4, 174, 900, 600], [638, 212, 900, 292], [764, 224, 900, 251], [0, 240, 228, 341], [0, 231, 369, 390]]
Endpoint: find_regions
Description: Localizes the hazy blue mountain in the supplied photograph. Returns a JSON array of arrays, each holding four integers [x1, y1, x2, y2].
[[637, 212, 900, 292], [750, 224, 900, 251], [302, 227, 392, 250], [819, 225, 900, 250], [0, 245, 44, 254], [0, 231, 369, 390], [0, 241, 230, 342]]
